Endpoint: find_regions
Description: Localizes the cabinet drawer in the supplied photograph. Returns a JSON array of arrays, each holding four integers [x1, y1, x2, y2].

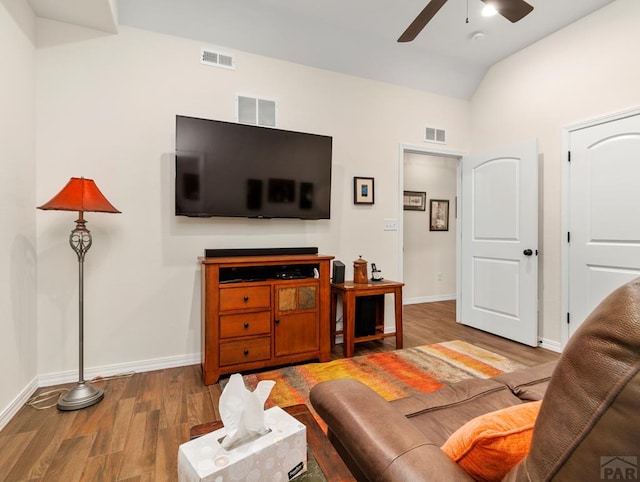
[[219, 337, 271, 366], [220, 311, 271, 339], [219, 286, 271, 311]]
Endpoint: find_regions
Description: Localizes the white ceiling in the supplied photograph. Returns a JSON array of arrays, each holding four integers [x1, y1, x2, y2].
[[28, 0, 615, 99]]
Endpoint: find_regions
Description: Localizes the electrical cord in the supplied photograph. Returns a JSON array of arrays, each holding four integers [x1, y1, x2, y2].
[[25, 388, 69, 410], [25, 371, 136, 410]]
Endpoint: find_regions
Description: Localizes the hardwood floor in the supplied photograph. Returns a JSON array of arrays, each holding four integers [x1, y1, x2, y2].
[[400, 301, 559, 366], [0, 301, 558, 481]]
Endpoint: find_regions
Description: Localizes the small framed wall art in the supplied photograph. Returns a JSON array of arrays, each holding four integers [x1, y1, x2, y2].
[[403, 191, 426, 211], [353, 177, 375, 205], [430, 199, 449, 231]]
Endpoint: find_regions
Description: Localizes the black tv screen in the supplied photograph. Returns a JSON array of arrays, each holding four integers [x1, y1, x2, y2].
[[175, 116, 332, 219]]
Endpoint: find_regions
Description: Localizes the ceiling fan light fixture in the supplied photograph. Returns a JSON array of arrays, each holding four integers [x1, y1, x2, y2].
[[398, 0, 533, 43], [482, 4, 498, 17]]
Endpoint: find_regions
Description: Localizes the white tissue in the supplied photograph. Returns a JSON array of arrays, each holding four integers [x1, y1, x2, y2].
[[219, 374, 276, 450]]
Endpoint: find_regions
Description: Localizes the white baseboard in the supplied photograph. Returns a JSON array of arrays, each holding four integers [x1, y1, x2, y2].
[[38, 352, 201, 388], [1, 354, 201, 430], [538, 338, 563, 353], [0, 376, 38, 432], [404, 294, 456, 305]]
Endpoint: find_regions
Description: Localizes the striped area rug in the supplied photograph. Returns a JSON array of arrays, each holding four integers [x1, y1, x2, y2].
[[232, 340, 525, 425]]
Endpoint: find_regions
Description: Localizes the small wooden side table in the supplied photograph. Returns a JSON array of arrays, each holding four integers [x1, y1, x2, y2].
[[330, 279, 404, 357]]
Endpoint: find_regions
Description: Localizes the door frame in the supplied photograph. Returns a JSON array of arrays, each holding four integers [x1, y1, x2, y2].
[[397, 143, 466, 321], [561, 105, 640, 348]]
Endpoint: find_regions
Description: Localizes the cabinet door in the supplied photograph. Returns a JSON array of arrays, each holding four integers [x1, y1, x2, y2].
[[274, 284, 319, 356]]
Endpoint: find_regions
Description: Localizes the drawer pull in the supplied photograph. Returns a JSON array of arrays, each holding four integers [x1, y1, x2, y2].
[[244, 322, 249, 328], [274, 318, 280, 324], [243, 349, 249, 355], [243, 296, 249, 302]]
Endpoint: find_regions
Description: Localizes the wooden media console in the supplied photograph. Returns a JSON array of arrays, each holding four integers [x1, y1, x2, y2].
[[199, 253, 334, 384]]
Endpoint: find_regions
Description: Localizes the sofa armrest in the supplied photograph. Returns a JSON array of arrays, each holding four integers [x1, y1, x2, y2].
[[310, 379, 473, 482]]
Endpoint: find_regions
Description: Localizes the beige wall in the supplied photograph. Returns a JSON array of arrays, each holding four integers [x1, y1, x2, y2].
[[34, 22, 470, 378], [0, 0, 37, 426], [403, 153, 457, 302], [470, 0, 640, 346], [5, 0, 638, 418]]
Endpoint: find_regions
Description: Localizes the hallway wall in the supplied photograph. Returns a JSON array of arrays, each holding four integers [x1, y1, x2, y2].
[[403, 153, 457, 303]]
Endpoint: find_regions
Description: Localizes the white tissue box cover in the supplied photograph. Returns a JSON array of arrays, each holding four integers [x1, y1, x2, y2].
[[178, 406, 307, 482]]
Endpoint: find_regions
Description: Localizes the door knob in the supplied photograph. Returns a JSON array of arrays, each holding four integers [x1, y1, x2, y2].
[[523, 249, 533, 256]]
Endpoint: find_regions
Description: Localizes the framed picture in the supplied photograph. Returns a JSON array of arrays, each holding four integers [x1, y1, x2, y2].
[[353, 177, 375, 205], [403, 191, 426, 211], [430, 199, 449, 231]]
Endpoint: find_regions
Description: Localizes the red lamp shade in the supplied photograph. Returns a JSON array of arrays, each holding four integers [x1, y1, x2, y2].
[[37, 177, 120, 214]]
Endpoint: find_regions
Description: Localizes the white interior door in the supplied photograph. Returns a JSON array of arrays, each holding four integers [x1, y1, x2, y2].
[[568, 114, 640, 336], [461, 140, 538, 346]]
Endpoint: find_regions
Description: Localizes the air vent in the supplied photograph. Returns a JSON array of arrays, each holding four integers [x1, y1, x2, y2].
[[200, 48, 235, 70], [237, 95, 277, 127], [425, 126, 446, 144]]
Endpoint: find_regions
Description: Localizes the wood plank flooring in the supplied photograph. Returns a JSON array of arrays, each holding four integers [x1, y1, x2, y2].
[[0, 301, 559, 481]]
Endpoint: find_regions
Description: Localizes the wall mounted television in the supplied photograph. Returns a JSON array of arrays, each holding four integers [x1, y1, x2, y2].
[[175, 115, 332, 219]]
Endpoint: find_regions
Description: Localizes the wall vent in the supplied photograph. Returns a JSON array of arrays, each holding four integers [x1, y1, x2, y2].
[[425, 126, 446, 144], [200, 48, 235, 70], [237, 95, 277, 127]]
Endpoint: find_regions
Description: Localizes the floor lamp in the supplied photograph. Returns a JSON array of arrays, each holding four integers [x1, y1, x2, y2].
[[38, 177, 120, 411]]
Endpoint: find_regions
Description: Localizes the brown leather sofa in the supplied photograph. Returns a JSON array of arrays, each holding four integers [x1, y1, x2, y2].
[[310, 278, 640, 481]]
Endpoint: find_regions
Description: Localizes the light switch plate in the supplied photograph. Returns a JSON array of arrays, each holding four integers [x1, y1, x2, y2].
[[384, 219, 398, 231]]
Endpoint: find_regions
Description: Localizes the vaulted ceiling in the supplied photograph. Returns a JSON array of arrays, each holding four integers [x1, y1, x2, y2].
[[27, 0, 615, 99]]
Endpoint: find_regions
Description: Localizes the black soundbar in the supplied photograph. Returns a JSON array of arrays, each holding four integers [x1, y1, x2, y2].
[[204, 247, 319, 258]]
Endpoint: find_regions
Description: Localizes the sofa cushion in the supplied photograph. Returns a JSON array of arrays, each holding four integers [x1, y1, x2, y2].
[[390, 378, 524, 445], [310, 378, 476, 482], [441, 401, 542, 482]]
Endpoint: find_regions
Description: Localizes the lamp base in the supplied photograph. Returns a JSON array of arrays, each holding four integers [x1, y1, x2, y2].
[[57, 382, 104, 411]]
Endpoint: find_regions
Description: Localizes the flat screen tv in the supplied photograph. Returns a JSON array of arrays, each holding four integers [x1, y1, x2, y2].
[[175, 115, 332, 219]]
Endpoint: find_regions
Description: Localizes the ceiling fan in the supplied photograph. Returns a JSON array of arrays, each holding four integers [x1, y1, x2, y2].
[[398, 0, 534, 42]]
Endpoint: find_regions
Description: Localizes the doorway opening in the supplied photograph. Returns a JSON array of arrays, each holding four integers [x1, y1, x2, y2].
[[398, 145, 463, 316]]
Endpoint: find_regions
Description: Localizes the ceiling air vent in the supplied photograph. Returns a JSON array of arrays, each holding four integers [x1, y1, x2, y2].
[[200, 48, 235, 70], [425, 126, 446, 144]]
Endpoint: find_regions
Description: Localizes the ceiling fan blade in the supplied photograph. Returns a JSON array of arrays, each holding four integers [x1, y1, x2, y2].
[[482, 0, 533, 23], [398, 0, 449, 43]]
